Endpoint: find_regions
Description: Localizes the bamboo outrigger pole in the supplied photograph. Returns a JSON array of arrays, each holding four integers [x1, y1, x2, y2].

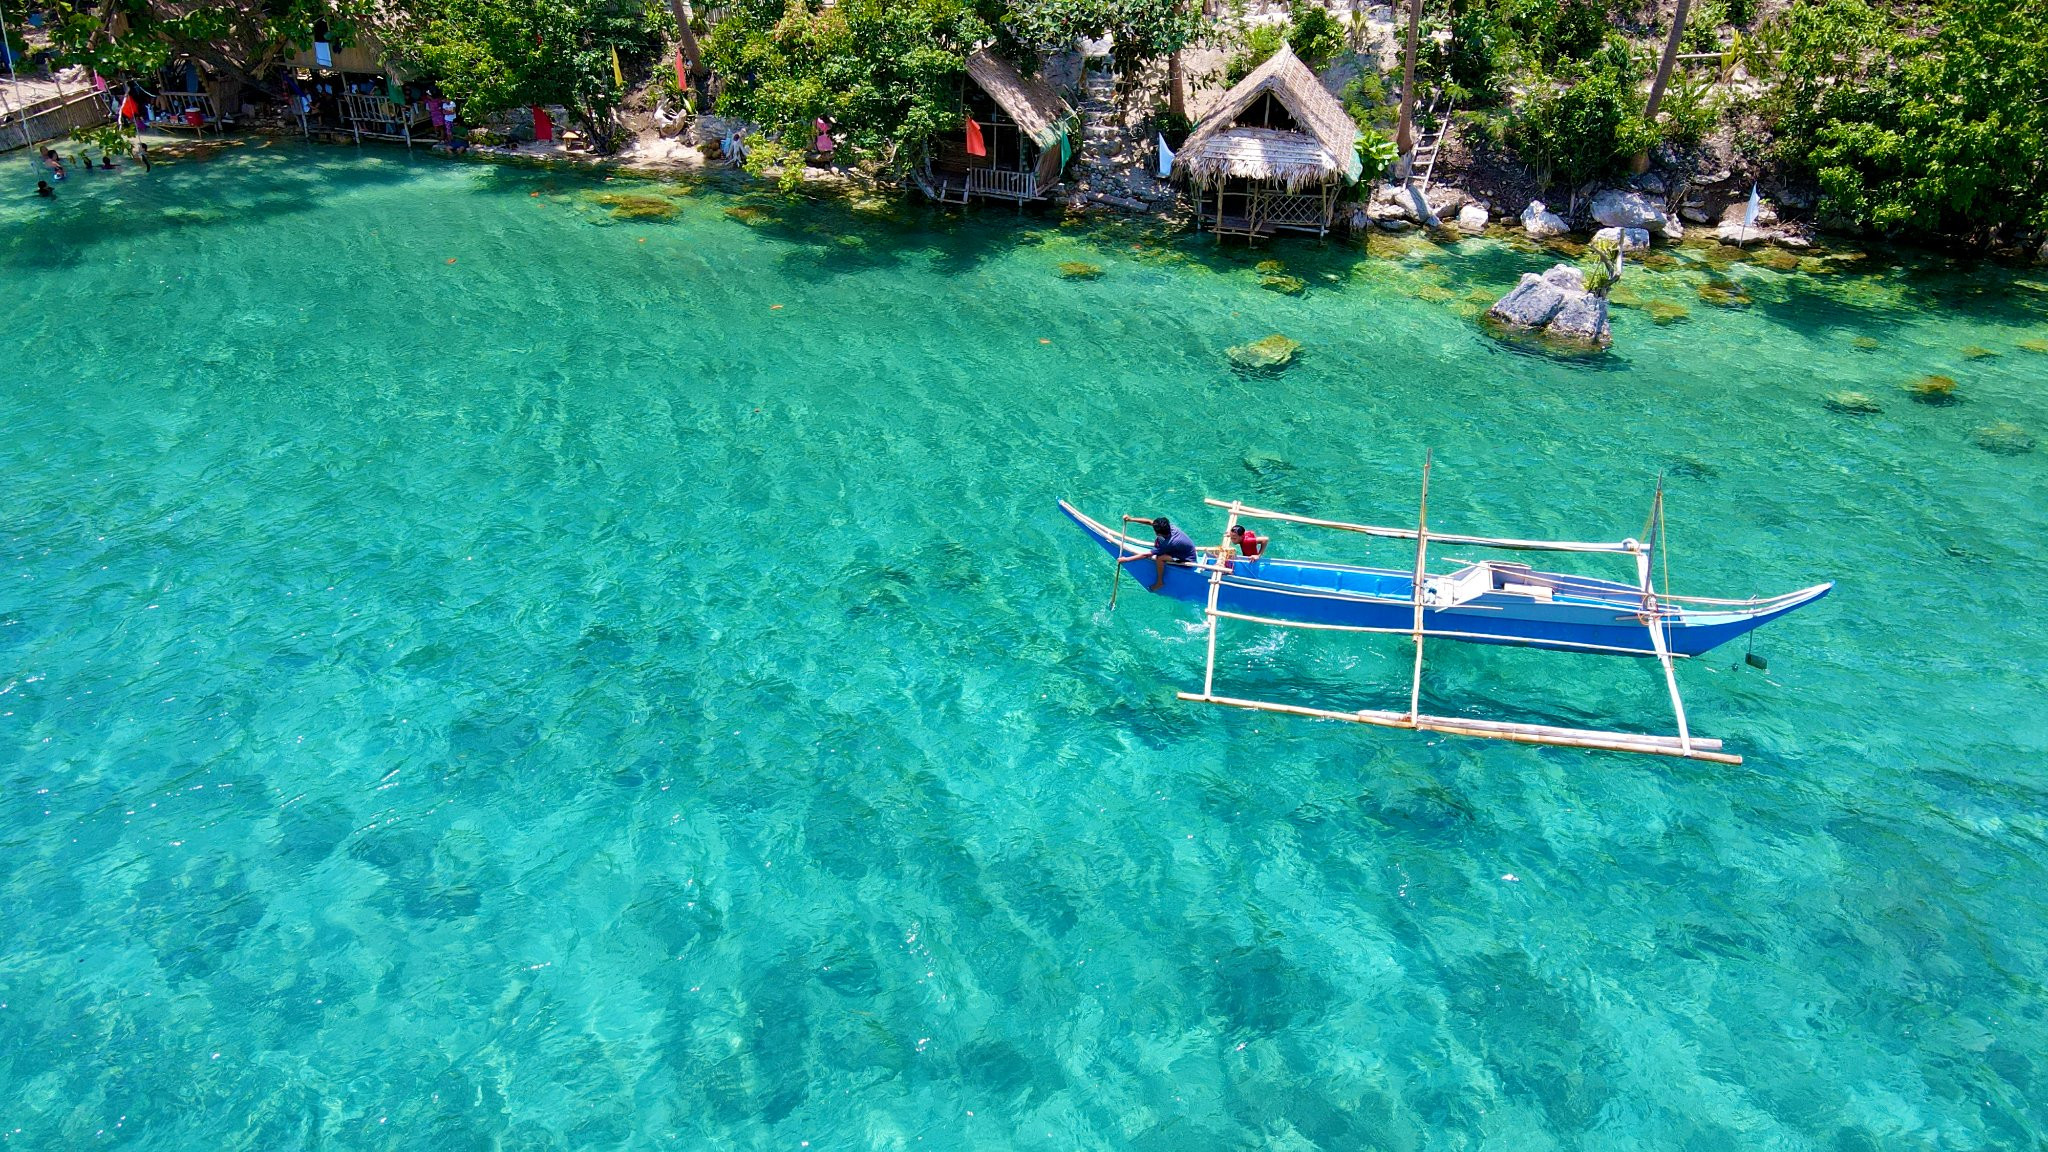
[[1639, 479, 1694, 755], [1407, 451, 1432, 723], [1201, 502, 1241, 699]]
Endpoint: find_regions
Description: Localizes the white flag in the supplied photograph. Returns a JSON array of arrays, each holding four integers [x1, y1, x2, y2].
[[1742, 182, 1760, 230], [1156, 134, 1174, 179]]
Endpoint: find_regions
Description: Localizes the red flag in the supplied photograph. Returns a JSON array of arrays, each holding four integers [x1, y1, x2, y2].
[[120, 95, 139, 120], [532, 106, 553, 142], [674, 50, 688, 90], [964, 116, 985, 157]]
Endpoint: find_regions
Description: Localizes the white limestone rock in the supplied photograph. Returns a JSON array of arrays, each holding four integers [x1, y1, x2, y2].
[[1457, 204, 1489, 234], [1541, 264, 1587, 291], [1591, 187, 1668, 230], [1592, 226, 1651, 253], [1520, 199, 1569, 239]]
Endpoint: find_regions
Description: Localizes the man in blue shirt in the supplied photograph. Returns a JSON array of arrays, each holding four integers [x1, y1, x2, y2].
[[1120, 515, 1196, 592]]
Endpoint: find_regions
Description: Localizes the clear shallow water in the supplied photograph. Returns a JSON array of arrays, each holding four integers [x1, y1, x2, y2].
[[2, 140, 2046, 1149]]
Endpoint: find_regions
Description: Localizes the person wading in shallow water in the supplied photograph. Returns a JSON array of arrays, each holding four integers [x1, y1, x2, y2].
[[1119, 515, 1196, 592]]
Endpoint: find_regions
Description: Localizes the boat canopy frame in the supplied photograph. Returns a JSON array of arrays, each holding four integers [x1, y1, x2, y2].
[[1168, 456, 1745, 764]]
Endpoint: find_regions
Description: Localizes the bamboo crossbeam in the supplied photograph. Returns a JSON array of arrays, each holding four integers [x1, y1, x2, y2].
[[1204, 608, 1674, 658], [1203, 498, 1638, 554], [1178, 693, 1739, 763]]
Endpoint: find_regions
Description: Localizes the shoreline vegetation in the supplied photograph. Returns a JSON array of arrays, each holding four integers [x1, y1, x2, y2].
[[11, 0, 2047, 263]]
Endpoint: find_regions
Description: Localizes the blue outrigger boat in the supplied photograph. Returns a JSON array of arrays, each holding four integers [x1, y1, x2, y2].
[[1061, 468, 1830, 764], [1059, 503, 1830, 660]]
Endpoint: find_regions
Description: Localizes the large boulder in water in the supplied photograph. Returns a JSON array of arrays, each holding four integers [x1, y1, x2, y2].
[[1488, 262, 1611, 349], [1521, 200, 1569, 238], [1591, 188, 1668, 231], [1456, 204, 1489, 234], [1546, 291, 1611, 347], [1487, 272, 1570, 328]]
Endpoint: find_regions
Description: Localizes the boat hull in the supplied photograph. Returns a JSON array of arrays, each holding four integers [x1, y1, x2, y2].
[[1061, 501, 1830, 658]]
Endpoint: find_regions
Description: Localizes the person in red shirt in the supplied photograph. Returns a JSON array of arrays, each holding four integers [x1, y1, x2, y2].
[[1230, 524, 1267, 561]]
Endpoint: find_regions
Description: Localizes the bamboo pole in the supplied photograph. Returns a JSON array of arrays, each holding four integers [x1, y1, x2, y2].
[[1201, 503, 1240, 698], [1108, 510, 1124, 611], [1199, 498, 1636, 553], [1178, 693, 1740, 763], [1203, 607, 1669, 657], [1639, 482, 1693, 754], [1407, 451, 1432, 722]]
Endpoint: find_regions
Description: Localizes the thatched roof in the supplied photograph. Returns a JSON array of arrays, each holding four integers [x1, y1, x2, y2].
[[1178, 45, 1363, 190], [965, 49, 1075, 151]]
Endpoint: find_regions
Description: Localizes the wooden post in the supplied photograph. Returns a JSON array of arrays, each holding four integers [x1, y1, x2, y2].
[[1407, 451, 1432, 722]]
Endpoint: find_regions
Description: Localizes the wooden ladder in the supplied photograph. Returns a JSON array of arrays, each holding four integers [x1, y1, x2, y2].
[[1412, 95, 1453, 195]]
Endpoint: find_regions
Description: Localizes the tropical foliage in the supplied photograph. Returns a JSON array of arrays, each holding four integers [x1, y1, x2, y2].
[[1759, 0, 2048, 240], [703, 0, 996, 167], [39, 0, 367, 88], [385, 0, 668, 152]]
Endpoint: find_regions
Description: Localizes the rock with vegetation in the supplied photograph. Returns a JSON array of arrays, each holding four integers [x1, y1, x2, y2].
[[1488, 263, 1609, 348], [1824, 391, 1883, 414], [1226, 334, 1303, 372], [1697, 278, 1751, 307], [1058, 261, 1104, 280], [593, 193, 679, 220], [1972, 423, 2036, 455], [1907, 374, 1959, 405], [1260, 274, 1308, 295], [1520, 200, 1569, 239]]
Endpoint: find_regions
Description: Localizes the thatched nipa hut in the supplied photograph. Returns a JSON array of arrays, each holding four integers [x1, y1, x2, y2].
[[1178, 45, 1362, 239], [918, 49, 1077, 205]]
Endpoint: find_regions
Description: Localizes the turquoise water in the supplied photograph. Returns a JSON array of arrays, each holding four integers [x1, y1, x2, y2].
[[3, 140, 2047, 1149]]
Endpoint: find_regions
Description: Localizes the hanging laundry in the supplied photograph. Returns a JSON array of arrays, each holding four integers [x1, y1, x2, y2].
[[964, 116, 986, 158], [1156, 134, 1175, 179], [532, 106, 553, 142]]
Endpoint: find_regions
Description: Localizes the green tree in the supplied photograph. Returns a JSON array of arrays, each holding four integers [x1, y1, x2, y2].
[[39, 0, 367, 90], [386, 0, 668, 153], [1765, 0, 2048, 241], [1509, 43, 1657, 190], [704, 0, 994, 169], [1006, 0, 1199, 93]]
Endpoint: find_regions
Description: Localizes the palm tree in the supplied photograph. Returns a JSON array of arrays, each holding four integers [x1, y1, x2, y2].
[[667, 0, 706, 87], [1394, 0, 1420, 179], [1644, 0, 1693, 122]]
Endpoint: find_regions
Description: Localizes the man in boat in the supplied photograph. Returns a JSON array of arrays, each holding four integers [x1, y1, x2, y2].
[[1227, 524, 1267, 569], [1120, 516, 1196, 592]]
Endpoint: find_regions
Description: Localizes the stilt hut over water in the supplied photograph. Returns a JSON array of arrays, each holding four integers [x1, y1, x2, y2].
[[1178, 45, 1362, 239], [918, 49, 1076, 205], [282, 33, 433, 146]]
